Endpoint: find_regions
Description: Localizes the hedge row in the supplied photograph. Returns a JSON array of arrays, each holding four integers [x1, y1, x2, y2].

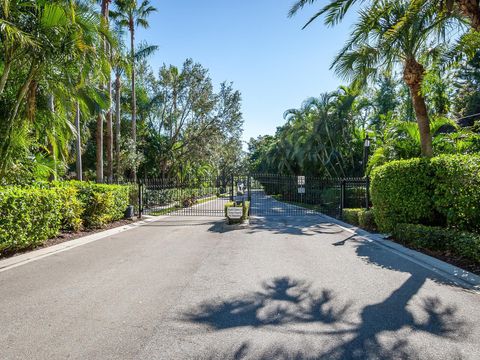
[[393, 223, 480, 263], [371, 155, 480, 233], [342, 208, 377, 231], [0, 182, 131, 253]]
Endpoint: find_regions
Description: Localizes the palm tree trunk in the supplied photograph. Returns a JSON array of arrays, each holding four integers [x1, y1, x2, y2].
[[457, 0, 480, 31], [130, 21, 137, 182], [0, 60, 12, 95], [96, 113, 104, 182], [115, 73, 121, 178], [75, 101, 83, 181], [48, 95, 57, 181], [106, 78, 113, 183], [403, 58, 433, 157]]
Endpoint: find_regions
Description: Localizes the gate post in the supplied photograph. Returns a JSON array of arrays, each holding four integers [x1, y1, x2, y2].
[[340, 179, 346, 216], [138, 181, 143, 219], [230, 174, 235, 201]]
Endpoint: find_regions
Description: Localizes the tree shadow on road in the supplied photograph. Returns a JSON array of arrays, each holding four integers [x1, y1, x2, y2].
[[185, 276, 467, 360]]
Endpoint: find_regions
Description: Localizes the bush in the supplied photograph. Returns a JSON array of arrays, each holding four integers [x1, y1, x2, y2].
[[359, 209, 377, 231], [72, 182, 130, 228], [56, 186, 84, 231], [0, 187, 63, 252], [342, 209, 362, 226], [370, 158, 435, 232], [371, 155, 480, 233], [431, 155, 480, 232], [393, 223, 480, 263], [342, 208, 377, 231]]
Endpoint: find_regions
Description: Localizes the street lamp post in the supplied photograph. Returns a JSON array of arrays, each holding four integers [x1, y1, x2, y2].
[[364, 134, 371, 209], [363, 134, 371, 176]]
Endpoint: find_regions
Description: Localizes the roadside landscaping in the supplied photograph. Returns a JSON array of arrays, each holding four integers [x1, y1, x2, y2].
[[0, 181, 133, 257], [341, 154, 480, 275]]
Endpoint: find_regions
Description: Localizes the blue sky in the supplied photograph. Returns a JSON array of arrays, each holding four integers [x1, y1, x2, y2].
[[135, 0, 356, 142]]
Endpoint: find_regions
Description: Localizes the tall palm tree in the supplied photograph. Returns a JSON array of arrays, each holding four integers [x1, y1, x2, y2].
[[112, 0, 157, 181], [331, 0, 461, 157], [290, 0, 480, 31]]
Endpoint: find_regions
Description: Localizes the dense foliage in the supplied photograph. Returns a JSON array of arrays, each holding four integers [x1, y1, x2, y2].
[[393, 223, 480, 263], [0, 182, 131, 254], [370, 155, 480, 232], [0, 1, 245, 185]]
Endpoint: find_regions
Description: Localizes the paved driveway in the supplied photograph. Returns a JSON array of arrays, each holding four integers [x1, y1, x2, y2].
[[0, 208, 478, 359]]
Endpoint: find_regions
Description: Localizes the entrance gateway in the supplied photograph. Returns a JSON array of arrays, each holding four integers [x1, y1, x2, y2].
[[138, 174, 369, 218]]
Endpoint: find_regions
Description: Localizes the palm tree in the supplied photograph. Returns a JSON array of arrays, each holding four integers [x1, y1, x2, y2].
[[112, 0, 157, 181], [331, 0, 461, 157], [290, 0, 480, 31]]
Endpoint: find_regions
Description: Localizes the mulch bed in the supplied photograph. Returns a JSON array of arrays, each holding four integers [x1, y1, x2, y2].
[[0, 218, 139, 260]]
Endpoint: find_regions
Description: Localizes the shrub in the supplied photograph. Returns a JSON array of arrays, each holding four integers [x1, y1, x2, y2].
[[342, 208, 362, 226], [72, 182, 130, 228], [371, 155, 480, 233], [0, 187, 63, 252], [431, 155, 480, 232], [370, 158, 435, 232], [359, 210, 377, 232], [393, 223, 480, 263]]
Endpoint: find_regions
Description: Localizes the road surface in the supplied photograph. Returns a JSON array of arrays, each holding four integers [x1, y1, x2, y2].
[[0, 200, 478, 359]]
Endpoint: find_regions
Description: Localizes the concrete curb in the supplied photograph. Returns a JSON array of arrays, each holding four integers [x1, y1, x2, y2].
[[320, 213, 480, 291], [0, 215, 168, 273]]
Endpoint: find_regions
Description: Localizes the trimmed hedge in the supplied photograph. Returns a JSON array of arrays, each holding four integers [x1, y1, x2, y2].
[[371, 155, 480, 233], [359, 210, 377, 232], [431, 155, 480, 232], [0, 187, 63, 252], [370, 158, 434, 233], [393, 223, 480, 263], [342, 208, 377, 231], [0, 182, 131, 253], [72, 182, 130, 228], [342, 209, 361, 226]]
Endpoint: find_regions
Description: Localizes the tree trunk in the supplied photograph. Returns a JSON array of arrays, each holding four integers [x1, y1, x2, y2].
[[75, 101, 83, 181], [48, 95, 57, 181], [96, 113, 104, 183], [403, 58, 433, 157], [115, 73, 121, 178], [0, 60, 12, 95], [106, 80, 113, 183], [130, 22, 137, 182], [457, 0, 480, 31]]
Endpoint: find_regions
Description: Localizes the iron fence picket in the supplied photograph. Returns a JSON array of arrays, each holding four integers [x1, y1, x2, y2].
[[137, 174, 369, 218]]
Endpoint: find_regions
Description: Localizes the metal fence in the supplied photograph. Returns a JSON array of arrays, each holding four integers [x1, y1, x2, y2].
[[136, 174, 369, 219]]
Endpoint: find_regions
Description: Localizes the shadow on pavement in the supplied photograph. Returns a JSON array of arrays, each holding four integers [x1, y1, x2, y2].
[[185, 276, 467, 360]]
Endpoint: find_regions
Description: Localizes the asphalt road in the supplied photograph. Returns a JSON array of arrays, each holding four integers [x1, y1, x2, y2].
[[0, 203, 479, 359]]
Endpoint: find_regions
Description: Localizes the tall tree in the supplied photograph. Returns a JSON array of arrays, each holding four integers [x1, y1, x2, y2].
[[112, 0, 157, 181], [290, 0, 480, 31], [331, 0, 461, 156]]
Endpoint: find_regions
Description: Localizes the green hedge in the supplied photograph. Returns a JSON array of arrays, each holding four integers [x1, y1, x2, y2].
[[342, 209, 361, 226], [0, 182, 131, 253], [72, 182, 130, 228], [370, 158, 434, 232], [0, 187, 63, 252], [359, 210, 377, 232], [431, 155, 480, 232], [342, 208, 377, 231], [393, 223, 480, 263], [371, 155, 480, 233]]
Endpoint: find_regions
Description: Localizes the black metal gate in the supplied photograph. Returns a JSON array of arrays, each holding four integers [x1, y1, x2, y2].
[[138, 174, 369, 218]]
